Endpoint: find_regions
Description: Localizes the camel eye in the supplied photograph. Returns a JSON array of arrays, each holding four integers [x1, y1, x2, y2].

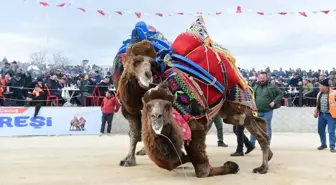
[[146, 104, 152, 110], [132, 56, 143, 66], [164, 103, 172, 110]]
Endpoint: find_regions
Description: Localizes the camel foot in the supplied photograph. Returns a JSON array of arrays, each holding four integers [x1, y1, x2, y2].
[[119, 158, 136, 167], [223, 161, 240, 174], [268, 149, 273, 161], [136, 148, 146, 156], [252, 165, 268, 174], [207, 161, 240, 177]]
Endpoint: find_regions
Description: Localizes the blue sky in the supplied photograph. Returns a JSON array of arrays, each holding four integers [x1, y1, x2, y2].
[[0, 0, 336, 70]]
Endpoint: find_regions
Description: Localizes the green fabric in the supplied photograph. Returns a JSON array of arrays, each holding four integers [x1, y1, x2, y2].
[[209, 115, 224, 142], [303, 82, 314, 94], [253, 83, 283, 112]]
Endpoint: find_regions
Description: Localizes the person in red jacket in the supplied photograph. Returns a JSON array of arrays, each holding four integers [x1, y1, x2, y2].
[[100, 89, 120, 136]]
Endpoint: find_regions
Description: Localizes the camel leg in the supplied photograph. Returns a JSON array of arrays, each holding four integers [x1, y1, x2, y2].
[[184, 120, 239, 178], [119, 114, 142, 167], [244, 116, 271, 174], [136, 147, 147, 156]]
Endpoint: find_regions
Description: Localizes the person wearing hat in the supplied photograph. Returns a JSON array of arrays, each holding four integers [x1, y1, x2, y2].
[[100, 89, 120, 136], [314, 78, 336, 153]]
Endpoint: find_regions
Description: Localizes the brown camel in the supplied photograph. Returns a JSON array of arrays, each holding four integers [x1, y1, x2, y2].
[[125, 40, 273, 174], [141, 82, 239, 177], [116, 41, 160, 166]]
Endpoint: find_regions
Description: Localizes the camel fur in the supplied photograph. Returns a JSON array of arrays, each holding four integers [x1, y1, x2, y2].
[[117, 40, 159, 166], [123, 41, 273, 174], [141, 82, 240, 177]]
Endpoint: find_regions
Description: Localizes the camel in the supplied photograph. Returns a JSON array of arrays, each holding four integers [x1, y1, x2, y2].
[[116, 41, 161, 166], [114, 17, 272, 174], [124, 39, 273, 174], [69, 116, 85, 131], [141, 81, 239, 177]]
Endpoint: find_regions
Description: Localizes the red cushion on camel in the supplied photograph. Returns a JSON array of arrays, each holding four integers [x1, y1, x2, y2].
[[185, 46, 223, 105], [172, 32, 202, 57], [172, 32, 241, 105]]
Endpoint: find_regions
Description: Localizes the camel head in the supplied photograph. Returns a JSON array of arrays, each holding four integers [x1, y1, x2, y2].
[[142, 81, 176, 134], [124, 40, 158, 89]]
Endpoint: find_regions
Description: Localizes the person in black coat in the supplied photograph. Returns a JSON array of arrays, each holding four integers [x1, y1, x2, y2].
[[11, 72, 26, 106]]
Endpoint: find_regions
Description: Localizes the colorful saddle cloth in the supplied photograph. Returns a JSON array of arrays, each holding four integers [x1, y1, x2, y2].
[[111, 22, 171, 88], [226, 85, 258, 111], [163, 68, 207, 122], [172, 108, 191, 140], [171, 16, 247, 106]]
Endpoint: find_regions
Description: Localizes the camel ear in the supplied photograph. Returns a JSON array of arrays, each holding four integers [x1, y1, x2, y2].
[[142, 97, 146, 104], [145, 102, 152, 110]]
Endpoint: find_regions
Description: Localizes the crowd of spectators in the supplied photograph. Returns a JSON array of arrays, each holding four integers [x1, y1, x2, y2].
[[240, 67, 336, 107], [1, 58, 335, 108], [0, 59, 113, 107]]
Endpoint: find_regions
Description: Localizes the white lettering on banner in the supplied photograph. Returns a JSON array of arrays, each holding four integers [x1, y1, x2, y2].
[[0, 107, 102, 137]]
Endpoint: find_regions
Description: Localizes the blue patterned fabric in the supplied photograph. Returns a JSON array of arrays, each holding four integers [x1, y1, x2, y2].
[[111, 22, 171, 88]]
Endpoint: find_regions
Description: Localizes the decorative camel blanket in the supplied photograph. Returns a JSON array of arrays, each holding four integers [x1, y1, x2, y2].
[[226, 85, 258, 111], [111, 22, 171, 88], [163, 68, 207, 122], [171, 16, 247, 106], [172, 108, 191, 140]]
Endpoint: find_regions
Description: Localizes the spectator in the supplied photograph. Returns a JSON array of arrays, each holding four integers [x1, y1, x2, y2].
[[231, 125, 255, 156], [314, 78, 336, 153], [47, 75, 63, 100], [11, 61, 19, 74], [94, 70, 102, 84], [0, 82, 4, 106], [302, 79, 314, 106], [10, 72, 26, 106], [100, 89, 120, 136], [329, 72, 335, 88], [98, 76, 111, 96], [289, 72, 302, 88], [1, 62, 13, 77], [26, 83, 46, 117], [76, 74, 93, 106], [0, 74, 6, 90], [207, 115, 228, 147], [250, 72, 283, 146], [106, 71, 113, 84]]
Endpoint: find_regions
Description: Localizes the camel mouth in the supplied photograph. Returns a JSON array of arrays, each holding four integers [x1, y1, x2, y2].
[[152, 124, 163, 135], [138, 77, 153, 89]]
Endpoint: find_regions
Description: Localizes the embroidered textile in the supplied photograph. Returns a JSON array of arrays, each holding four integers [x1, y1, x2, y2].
[[163, 68, 207, 121], [172, 108, 191, 140], [226, 85, 258, 111]]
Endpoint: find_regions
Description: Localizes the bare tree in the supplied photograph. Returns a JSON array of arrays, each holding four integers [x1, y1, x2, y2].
[[52, 52, 70, 66], [30, 51, 47, 65]]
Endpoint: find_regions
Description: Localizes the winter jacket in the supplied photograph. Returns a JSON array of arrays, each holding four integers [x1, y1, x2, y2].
[[253, 83, 283, 112], [101, 96, 120, 114]]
